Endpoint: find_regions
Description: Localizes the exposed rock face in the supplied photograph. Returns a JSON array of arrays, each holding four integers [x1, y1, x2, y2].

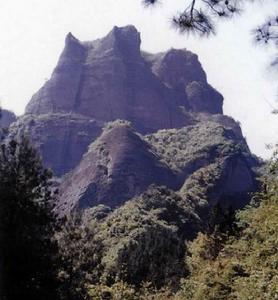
[[20, 26, 227, 176], [0, 109, 16, 128], [9, 114, 103, 176], [26, 26, 191, 134], [11, 25, 259, 217], [57, 122, 178, 215], [58, 119, 258, 214], [143, 49, 223, 114]]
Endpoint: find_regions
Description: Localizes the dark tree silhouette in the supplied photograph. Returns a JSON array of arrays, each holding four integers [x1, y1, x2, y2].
[[0, 133, 60, 300], [254, 16, 278, 46], [143, 0, 278, 101], [143, 0, 244, 36], [143, 0, 278, 44]]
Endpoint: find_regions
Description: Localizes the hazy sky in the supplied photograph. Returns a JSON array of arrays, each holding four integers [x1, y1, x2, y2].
[[0, 0, 277, 158]]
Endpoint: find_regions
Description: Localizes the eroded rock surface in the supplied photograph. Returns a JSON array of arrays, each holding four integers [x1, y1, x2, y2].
[[57, 122, 178, 214], [9, 114, 103, 176], [10, 25, 259, 216]]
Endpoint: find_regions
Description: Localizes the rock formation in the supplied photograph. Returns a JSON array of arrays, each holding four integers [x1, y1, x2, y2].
[[11, 25, 259, 217], [58, 119, 257, 216], [10, 113, 103, 176], [57, 122, 179, 214]]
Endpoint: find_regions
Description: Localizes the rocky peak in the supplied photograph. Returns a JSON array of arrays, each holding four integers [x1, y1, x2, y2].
[[18, 26, 246, 180], [148, 48, 207, 89], [25, 25, 223, 126], [143, 48, 223, 114], [57, 121, 178, 215], [109, 25, 141, 57]]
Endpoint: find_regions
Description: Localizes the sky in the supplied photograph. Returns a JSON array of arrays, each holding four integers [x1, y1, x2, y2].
[[0, 0, 277, 158]]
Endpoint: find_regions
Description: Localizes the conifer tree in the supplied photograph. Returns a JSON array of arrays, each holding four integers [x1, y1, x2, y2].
[[0, 133, 60, 300]]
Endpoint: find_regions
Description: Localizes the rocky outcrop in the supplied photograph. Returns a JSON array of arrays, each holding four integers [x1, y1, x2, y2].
[[20, 26, 227, 176], [9, 25, 259, 218], [0, 109, 16, 128], [143, 49, 223, 114], [26, 26, 192, 134], [57, 119, 258, 214], [57, 122, 178, 215], [9, 113, 103, 176]]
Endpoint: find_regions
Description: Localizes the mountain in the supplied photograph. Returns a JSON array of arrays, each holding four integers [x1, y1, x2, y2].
[[6, 25, 264, 293], [10, 25, 259, 218], [10, 113, 103, 176], [57, 122, 178, 215], [57, 118, 257, 217]]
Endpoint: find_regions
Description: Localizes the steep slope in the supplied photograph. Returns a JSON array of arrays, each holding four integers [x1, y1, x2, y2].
[[26, 26, 190, 133], [57, 122, 178, 215], [58, 119, 258, 214], [8, 25, 259, 217], [9, 114, 103, 176], [15, 25, 228, 176]]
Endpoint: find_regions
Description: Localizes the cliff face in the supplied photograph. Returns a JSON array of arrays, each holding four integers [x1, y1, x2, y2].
[[21, 26, 225, 176], [12, 25, 259, 218], [26, 26, 191, 133], [57, 120, 257, 216], [57, 122, 179, 215], [9, 114, 103, 176], [143, 49, 223, 114]]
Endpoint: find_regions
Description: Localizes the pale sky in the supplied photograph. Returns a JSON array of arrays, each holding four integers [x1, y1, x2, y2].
[[0, 0, 277, 158]]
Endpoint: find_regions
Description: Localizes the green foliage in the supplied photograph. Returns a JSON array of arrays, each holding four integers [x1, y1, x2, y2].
[[57, 186, 200, 297], [103, 120, 132, 132], [95, 186, 199, 287], [176, 149, 278, 300], [0, 134, 60, 300], [57, 215, 103, 300], [145, 121, 245, 172]]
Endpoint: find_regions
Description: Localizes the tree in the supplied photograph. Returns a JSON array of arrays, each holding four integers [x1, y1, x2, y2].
[[0, 134, 60, 300], [143, 0, 277, 38], [177, 148, 278, 300], [57, 215, 103, 300], [143, 0, 278, 101]]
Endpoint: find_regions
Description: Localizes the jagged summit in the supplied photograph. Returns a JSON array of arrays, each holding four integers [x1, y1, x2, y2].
[[13, 25, 257, 207], [25, 25, 223, 129]]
